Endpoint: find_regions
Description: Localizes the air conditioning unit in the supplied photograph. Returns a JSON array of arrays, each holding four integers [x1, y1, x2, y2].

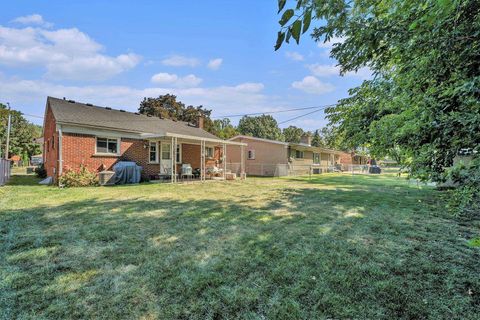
[[98, 171, 116, 186]]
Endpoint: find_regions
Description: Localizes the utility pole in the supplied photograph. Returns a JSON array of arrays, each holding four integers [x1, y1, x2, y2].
[[5, 102, 11, 160]]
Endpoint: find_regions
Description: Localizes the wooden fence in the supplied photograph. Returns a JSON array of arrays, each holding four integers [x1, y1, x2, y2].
[[0, 159, 11, 186]]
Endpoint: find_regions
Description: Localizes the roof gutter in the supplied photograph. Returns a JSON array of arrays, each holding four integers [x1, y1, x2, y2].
[[142, 132, 247, 146]]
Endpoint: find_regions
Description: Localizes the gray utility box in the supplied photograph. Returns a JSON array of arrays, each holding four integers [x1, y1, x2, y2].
[[98, 171, 116, 186]]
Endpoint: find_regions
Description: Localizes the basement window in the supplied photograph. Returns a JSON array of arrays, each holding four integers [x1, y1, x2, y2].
[[96, 137, 119, 155]]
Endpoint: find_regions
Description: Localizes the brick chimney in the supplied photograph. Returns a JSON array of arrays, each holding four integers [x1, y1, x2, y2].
[[300, 133, 312, 146], [196, 114, 204, 129]]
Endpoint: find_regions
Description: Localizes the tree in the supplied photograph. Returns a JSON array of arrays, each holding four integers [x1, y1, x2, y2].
[[0, 103, 42, 159], [211, 118, 238, 139], [283, 125, 304, 143], [138, 94, 215, 133], [275, 0, 480, 178], [237, 115, 283, 141], [275, 0, 480, 215], [311, 129, 321, 147]]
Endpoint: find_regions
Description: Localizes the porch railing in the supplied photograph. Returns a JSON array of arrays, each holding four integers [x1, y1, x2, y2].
[[0, 159, 11, 186]]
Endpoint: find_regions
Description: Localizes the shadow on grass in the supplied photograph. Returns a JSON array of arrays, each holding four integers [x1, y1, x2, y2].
[[1, 177, 479, 319]]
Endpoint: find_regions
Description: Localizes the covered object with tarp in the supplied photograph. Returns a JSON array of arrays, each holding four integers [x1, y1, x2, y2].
[[113, 161, 142, 184]]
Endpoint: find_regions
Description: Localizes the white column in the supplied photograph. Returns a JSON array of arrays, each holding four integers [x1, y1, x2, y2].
[[201, 140, 205, 182], [222, 143, 226, 180], [171, 137, 174, 183]]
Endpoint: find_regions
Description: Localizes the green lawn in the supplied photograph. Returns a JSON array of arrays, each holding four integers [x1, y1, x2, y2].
[[1, 173, 479, 319]]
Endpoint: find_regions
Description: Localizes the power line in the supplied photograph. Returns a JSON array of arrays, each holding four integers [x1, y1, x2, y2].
[[278, 104, 337, 125], [22, 113, 45, 119], [213, 105, 330, 119]]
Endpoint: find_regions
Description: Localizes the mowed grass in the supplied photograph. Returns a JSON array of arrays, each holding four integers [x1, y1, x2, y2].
[[1, 173, 479, 319]]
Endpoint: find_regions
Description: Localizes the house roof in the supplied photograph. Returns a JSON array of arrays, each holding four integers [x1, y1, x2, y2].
[[229, 135, 289, 146], [47, 96, 219, 140], [230, 135, 343, 154]]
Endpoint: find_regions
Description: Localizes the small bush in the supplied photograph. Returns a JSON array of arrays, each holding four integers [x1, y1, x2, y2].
[[445, 157, 480, 218], [35, 164, 47, 179], [59, 165, 98, 187]]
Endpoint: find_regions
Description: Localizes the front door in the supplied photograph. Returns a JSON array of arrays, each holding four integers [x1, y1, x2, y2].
[[160, 142, 172, 174]]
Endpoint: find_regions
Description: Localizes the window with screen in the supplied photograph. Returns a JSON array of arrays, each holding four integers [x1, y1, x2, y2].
[[96, 137, 118, 154], [205, 146, 214, 158], [149, 142, 158, 162], [247, 149, 255, 160]]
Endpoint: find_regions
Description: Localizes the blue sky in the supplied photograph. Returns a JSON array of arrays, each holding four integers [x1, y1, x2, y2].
[[0, 0, 369, 130]]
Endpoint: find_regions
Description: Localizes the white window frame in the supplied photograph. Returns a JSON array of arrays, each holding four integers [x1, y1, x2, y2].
[[149, 141, 159, 163], [205, 146, 214, 158], [247, 149, 255, 160], [95, 137, 120, 156], [161, 143, 171, 160]]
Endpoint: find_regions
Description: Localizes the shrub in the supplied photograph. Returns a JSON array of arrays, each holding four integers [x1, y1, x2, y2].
[[445, 157, 480, 218], [35, 163, 47, 179], [59, 165, 98, 187]]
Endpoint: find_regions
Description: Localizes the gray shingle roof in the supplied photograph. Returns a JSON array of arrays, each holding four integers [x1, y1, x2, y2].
[[47, 96, 219, 140]]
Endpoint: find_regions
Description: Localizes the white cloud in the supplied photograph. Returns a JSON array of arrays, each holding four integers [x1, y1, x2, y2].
[[0, 24, 140, 81], [291, 76, 335, 94], [285, 51, 304, 61], [345, 67, 372, 80], [308, 63, 372, 80], [0, 75, 271, 118], [151, 72, 179, 84], [151, 72, 203, 87], [11, 14, 53, 28], [317, 36, 345, 48], [207, 58, 223, 70], [161, 55, 199, 67], [308, 64, 340, 77]]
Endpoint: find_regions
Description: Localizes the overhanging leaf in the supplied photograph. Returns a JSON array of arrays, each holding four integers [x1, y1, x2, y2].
[[274, 31, 285, 51], [303, 9, 312, 34], [279, 9, 294, 26], [286, 29, 292, 43], [291, 20, 302, 44], [278, 0, 286, 13]]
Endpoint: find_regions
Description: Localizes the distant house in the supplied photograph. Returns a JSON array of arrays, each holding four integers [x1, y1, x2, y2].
[[9, 155, 21, 166], [339, 152, 369, 166], [227, 134, 344, 176], [42, 97, 246, 184]]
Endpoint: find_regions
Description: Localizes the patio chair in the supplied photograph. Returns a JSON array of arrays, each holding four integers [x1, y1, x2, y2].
[[181, 164, 193, 181]]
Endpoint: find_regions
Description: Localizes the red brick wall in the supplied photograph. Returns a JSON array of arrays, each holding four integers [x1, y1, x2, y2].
[[43, 105, 58, 181], [61, 133, 160, 177], [179, 143, 220, 171]]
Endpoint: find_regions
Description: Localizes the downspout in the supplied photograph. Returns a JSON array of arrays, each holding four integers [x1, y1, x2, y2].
[[58, 125, 63, 180]]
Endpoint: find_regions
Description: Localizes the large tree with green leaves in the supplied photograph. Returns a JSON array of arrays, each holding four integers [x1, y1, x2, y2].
[[283, 125, 304, 143], [275, 0, 480, 179], [0, 104, 42, 159], [237, 115, 283, 141], [211, 118, 238, 139], [139, 94, 215, 133], [275, 0, 480, 214]]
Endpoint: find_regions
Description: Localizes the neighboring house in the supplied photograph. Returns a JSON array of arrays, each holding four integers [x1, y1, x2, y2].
[[42, 97, 246, 184], [9, 155, 21, 166], [227, 135, 343, 176], [338, 152, 369, 167]]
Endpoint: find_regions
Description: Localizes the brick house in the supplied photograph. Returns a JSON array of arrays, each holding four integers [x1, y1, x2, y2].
[[43, 97, 246, 184], [226, 134, 344, 176]]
